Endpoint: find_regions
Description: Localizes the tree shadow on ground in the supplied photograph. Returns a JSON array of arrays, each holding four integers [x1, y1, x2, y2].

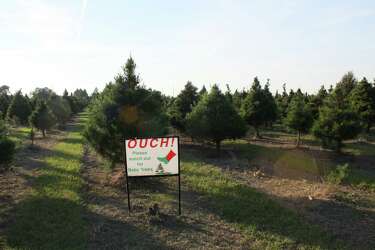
[[182, 146, 374, 249], [292, 196, 375, 249], [3, 196, 168, 250]]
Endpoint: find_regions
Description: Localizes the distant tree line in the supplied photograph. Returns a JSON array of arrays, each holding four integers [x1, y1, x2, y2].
[[85, 57, 375, 166], [0, 86, 91, 169]]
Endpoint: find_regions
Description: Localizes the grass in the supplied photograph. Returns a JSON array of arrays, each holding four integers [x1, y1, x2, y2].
[[181, 151, 345, 249], [4, 114, 88, 249], [8, 126, 30, 148], [344, 168, 375, 191], [344, 141, 375, 156]]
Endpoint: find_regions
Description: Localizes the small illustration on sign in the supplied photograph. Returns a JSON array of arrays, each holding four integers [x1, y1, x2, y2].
[[155, 149, 176, 175]]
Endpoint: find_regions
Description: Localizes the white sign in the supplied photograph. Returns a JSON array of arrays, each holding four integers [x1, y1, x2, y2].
[[125, 137, 179, 177]]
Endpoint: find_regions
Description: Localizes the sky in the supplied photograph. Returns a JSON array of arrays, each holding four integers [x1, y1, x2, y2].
[[1, 0, 374, 96]]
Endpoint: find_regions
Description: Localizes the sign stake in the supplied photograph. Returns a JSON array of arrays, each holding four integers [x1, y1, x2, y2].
[[124, 141, 131, 213]]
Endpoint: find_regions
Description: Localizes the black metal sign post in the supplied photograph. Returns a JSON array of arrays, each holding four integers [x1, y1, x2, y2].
[[123, 149, 131, 213], [123, 136, 181, 215]]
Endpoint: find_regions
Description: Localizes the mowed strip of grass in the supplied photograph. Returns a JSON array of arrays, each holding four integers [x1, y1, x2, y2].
[[5, 114, 88, 249], [182, 152, 345, 250]]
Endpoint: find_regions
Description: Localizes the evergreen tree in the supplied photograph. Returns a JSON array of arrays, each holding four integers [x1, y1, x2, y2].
[[6, 90, 32, 125], [48, 95, 72, 127], [309, 85, 328, 119], [169, 81, 198, 132], [224, 84, 233, 103], [336, 71, 357, 97], [186, 85, 247, 154], [31, 87, 55, 107], [263, 80, 278, 127], [0, 85, 11, 119], [349, 77, 375, 133], [198, 85, 207, 99], [232, 89, 243, 112], [63, 89, 69, 98], [276, 83, 289, 120], [284, 94, 313, 146], [241, 77, 266, 138], [312, 88, 362, 151], [0, 116, 15, 169], [29, 102, 56, 137], [84, 57, 168, 163]]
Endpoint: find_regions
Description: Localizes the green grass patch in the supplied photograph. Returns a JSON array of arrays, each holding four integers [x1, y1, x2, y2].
[[4, 114, 88, 249], [9, 127, 30, 148], [343, 142, 375, 156], [345, 168, 375, 191], [182, 152, 344, 249]]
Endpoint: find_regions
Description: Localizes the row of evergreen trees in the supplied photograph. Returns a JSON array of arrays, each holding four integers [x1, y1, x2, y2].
[[0, 87, 90, 169], [84, 57, 375, 165], [170, 72, 375, 151]]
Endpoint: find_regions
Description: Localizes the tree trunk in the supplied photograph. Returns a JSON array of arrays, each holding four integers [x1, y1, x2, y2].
[[216, 140, 221, 156], [296, 131, 301, 147], [335, 140, 342, 153], [42, 129, 46, 138], [254, 126, 260, 139]]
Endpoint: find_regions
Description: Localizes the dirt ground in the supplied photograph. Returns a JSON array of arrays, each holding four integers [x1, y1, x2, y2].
[[82, 140, 375, 249], [82, 145, 253, 249], [195, 145, 375, 249]]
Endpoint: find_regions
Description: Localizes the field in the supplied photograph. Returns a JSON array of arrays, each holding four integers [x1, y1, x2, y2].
[[0, 113, 374, 249]]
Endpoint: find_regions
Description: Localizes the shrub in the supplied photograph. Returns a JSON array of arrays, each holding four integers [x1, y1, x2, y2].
[[326, 164, 350, 185], [0, 138, 15, 168], [0, 117, 15, 170]]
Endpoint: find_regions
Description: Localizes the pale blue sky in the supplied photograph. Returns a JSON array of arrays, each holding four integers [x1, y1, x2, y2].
[[1, 0, 374, 95]]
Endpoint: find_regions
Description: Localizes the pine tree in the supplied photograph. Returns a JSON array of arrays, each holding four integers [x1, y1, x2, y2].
[[29, 102, 56, 137], [0, 116, 15, 169], [241, 77, 266, 138], [0, 85, 11, 119], [336, 71, 357, 97], [284, 94, 313, 146], [6, 91, 32, 125], [225, 84, 233, 103], [349, 77, 375, 133], [312, 88, 362, 151], [48, 95, 72, 127], [263, 80, 278, 127], [84, 57, 168, 163], [309, 85, 327, 119], [169, 81, 198, 132], [186, 85, 247, 154], [198, 85, 207, 99], [276, 83, 289, 120]]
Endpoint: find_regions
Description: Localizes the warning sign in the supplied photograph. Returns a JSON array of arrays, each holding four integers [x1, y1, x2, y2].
[[125, 137, 179, 177]]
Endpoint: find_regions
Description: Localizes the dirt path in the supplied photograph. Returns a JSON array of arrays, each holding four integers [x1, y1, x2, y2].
[[81, 145, 253, 249]]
